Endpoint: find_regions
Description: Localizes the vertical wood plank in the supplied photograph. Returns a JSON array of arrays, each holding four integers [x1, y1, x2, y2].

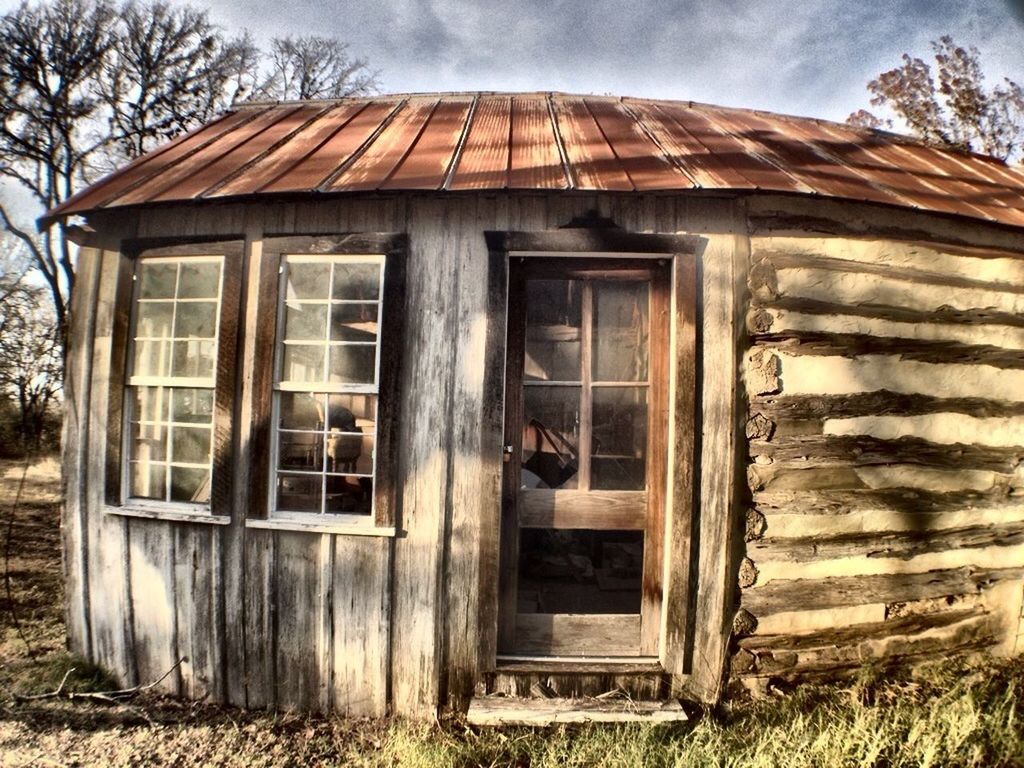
[[273, 531, 321, 710], [443, 197, 508, 708], [332, 536, 390, 716], [662, 252, 699, 684], [173, 525, 217, 698], [390, 198, 461, 716], [86, 248, 135, 684], [128, 519, 178, 692], [686, 220, 745, 701], [62, 245, 101, 657], [224, 224, 262, 706], [243, 529, 275, 707]]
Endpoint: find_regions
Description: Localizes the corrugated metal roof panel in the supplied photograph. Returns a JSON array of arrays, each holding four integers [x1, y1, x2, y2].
[[509, 95, 566, 189], [381, 96, 473, 190], [448, 94, 512, 190], [46, 92, 1024, 231], [208, 102, 368, 198]]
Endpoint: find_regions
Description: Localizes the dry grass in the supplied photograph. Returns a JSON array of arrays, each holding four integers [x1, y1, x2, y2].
[[1, 456, 1023, 767]]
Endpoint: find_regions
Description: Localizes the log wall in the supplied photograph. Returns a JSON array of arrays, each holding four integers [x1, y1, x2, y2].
[[736, 217, 1024, 689]]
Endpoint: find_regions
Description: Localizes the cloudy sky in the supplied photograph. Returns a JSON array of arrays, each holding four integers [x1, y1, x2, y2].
[[176, 0, 1023, 123], [1, 0, 1021, 124]]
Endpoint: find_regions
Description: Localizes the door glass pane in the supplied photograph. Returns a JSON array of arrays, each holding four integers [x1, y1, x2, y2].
[[592, 386, 648, 490], [517, 529, 643, 614], [524, 279, 582, 382], [593, 281, 649, 382], [522, 386, 580, 489]]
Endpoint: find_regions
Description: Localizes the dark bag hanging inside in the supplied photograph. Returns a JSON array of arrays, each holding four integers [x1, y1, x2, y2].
[[521, 418, 578, 489]]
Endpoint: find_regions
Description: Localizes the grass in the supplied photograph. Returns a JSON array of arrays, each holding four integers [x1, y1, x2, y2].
[[1, 455, 1024, 766]]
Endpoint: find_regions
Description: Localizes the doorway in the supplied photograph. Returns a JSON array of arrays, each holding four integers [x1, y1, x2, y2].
[[498, 257, 670, 658]]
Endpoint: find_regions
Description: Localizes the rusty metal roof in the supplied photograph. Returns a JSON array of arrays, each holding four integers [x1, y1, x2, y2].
[[45, 92, 1024, 229]]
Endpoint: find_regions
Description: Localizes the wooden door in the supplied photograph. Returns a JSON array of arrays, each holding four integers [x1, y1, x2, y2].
[[498, 258, 670, 658]]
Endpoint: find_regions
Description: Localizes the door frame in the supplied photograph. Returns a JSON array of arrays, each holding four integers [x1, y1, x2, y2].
[[480, 225, 701, 687]]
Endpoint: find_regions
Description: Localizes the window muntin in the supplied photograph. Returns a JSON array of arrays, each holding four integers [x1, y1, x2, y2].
[[125, 256, 224, 505], [271, 254, 385, 517]]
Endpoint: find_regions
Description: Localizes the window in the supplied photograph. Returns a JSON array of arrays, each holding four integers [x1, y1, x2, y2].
[[271, 255, 383, 517], [107, 240, 242, 519], [125, 257, 223, 505], [254, 235, 406, 531]]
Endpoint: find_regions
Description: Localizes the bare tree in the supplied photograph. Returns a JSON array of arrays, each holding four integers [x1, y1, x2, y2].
[[848, 36, 1024, 161], [257, 35, 378, 101], [0, 261, 63, 451], [0, 0, 261, 338], [100, 1, 259, 163]]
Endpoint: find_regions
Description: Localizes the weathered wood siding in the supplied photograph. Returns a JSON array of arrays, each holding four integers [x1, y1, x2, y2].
[[736, 203, 1024, 688]]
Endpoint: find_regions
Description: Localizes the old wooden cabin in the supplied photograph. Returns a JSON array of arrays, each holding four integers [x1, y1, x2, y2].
[[48, 92, 1024, 720]]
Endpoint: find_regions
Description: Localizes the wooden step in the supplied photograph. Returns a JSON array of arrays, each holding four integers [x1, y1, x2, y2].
[[466, 696, 688, 726]]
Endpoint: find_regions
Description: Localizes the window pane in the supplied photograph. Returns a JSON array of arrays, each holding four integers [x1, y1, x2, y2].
[[328, 345, 376, 385], [281, 344, 326, 384], [327, 432, 374, 475], [170, 467, 210, 503], [172, 340, 215, 379], [174, 301, 218, 339], [332, 263, 380, 300], [324, 475, 372, 515], [130, 461, 166, 500], [593, 281, 649, 382], [138, 262, 177, 299], [277, 473, 322, 512], [524, 279, 581, 382], [286, 262, 330, 300], [133, 340, 171, 378], [135, 301, 174, 338], [327, 394, 376, 431], [285, 303, 327, 341], [330, 303, 378, 342], [522, 386, 579, 490], [171, 389, 214, 424], [592, 387, 647, 490], [278, 431, 321, 472], [170, 425, 212, 464], [517, 529, 643, 614], [130, 422, 168, 462], [178, 262, 221, 299], [279, 392, 324, 430], [133, 386, 169, 423]]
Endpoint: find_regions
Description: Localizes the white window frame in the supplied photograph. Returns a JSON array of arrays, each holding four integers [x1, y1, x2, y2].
[[267, 252, 387, 525], [121, 254, 225, 512]]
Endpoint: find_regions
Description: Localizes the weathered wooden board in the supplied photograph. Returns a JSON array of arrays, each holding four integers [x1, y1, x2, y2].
[[741, 566, 1024, 616], [128, 519, 178, 692], [85, 248, 135, 685], [755, 352, 1024, 401], [389, 198, 461, 716], [62, 245, 102, 658], [751, 236, 1024, 286], [332, 535, 389, 716], [173, 525, 218, 699], [467, 696, 687, 725], [273, 531, 323, 710]]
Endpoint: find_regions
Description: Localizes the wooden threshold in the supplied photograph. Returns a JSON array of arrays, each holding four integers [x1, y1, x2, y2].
[[467, 696, 688, 726], [495, 655, 662, 674]]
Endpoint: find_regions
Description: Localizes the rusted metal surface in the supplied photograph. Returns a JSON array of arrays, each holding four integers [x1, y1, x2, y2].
[[45, 92, 1024, 229]]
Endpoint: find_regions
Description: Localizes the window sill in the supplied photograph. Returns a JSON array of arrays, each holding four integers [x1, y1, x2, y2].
[[104, 504, 231, 525], [245, 517, 396, 537]]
